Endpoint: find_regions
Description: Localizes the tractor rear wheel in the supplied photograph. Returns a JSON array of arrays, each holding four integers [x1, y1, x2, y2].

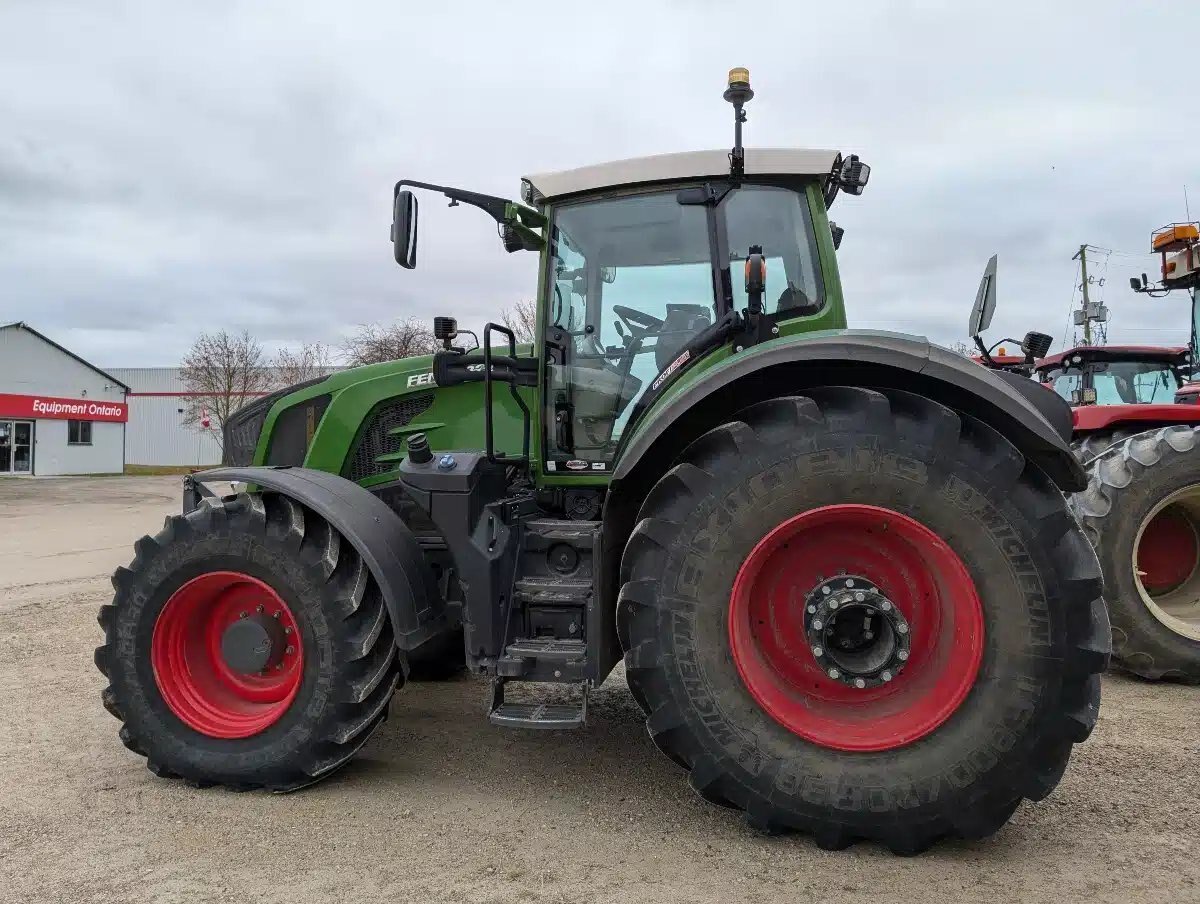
[[95, 492, 403, 790], [1072, 426, 1200, 681], [618, 388, 1108, 853]]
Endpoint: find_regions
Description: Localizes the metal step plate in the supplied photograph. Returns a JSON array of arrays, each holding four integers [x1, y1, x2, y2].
[[488, 701, 585, 730]]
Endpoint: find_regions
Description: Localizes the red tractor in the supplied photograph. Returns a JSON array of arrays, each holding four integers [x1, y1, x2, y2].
[[971, 234, 1200, 681]]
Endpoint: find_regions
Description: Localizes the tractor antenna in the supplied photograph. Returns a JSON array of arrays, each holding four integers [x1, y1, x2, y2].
[[724, 68, 754, 180]]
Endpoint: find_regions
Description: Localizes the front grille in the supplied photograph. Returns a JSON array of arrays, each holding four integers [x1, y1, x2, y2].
[[344, 393, 434, 482], [221, 377, 327, 467], [266, 394, 331, 466]]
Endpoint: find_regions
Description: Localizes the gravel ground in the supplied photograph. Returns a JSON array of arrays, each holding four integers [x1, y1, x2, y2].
[[1, 476, 1198, 904]]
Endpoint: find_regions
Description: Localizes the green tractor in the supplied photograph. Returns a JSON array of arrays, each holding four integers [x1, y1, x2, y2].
[[96, 70, 1108, 853]]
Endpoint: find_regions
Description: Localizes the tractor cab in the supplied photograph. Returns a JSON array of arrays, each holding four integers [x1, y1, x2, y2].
[[1036, 345, 1190, 406], [392, 68, 869, 474]]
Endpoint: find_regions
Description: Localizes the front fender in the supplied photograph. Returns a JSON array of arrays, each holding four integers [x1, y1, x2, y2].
[[613, 331, 1084, 492], [189, 466, 443, 650]]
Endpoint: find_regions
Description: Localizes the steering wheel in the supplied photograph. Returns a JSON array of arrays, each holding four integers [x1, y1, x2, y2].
[[612, 304, 664, 336]]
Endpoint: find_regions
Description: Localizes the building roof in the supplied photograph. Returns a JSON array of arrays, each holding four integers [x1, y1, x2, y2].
[[523, 147, 839, 202], [0, 322, 131, 391], [1038, 344, 1190, 368]]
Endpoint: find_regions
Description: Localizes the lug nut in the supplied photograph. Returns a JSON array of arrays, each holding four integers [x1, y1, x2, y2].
[[813, 620, 823, 630], [854, 591, 865, 602], [284, 626, 292, 635], [239, 611, 247, 619], [822, 586, 831, 595], [812, 646, 824, 658], [285, 645, 295, 655], [257, 604, 265, 613], [829, 600, 839, 609], [807, 604, 817, 614], [898, 624, 909, 635], [898, 650, 909, 661], [828, 668, 840, 679], [273, 610, 281, 619], [845, 579, 855, 587], [854, 678, 866, 689], [881, 670, 893, 681], [880, 601, 892, 611]]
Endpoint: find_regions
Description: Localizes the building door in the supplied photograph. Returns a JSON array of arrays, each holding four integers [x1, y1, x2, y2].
[[0, 421, 32, 474], [12, 421, 32, 473]]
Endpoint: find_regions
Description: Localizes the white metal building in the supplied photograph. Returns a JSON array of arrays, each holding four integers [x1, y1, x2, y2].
[[0, 322, 130, 476], [110, 367, 226, 468]]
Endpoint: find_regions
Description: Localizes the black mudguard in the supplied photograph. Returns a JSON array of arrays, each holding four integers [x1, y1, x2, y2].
[[189, 466, 444, 650], [612, 332, 1085, 493]]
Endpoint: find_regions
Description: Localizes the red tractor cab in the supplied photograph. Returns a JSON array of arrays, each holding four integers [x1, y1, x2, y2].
[[1033, 344, 1200, 441]]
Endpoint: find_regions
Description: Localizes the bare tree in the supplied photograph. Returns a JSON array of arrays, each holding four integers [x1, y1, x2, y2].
[[273, 341, 335, 387], [341, 318, 439, 366], [948, 340, 974, 357], [500, 299, 538, 344], [180, 330, 273, 449]]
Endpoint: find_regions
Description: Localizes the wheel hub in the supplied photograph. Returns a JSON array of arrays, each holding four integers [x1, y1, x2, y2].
[[220, 612, 287, 674], [804, 576, 910, 688]]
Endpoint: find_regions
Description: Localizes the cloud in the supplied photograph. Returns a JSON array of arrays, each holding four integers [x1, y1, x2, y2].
[[0, 0, 1195, 368]]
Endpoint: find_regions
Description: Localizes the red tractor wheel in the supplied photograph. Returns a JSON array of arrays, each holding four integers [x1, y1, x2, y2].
[[96, 493, 403, 789], [728, 504, 983, 752], [619, 388, 1107, 853]]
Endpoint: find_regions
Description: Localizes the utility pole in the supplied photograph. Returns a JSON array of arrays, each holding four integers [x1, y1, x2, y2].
[[1073, 244, 1092, 345]]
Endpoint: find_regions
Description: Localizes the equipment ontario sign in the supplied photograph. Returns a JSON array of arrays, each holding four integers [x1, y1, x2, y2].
[[0, 393, 128, 423]]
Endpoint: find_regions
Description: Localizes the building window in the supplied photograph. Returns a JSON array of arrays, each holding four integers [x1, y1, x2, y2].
[[68, 420, 93, 445]]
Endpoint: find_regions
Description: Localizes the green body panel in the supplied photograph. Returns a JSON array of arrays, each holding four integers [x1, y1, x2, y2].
[[252, 181, 856, 490], [252, 354, 536, 485]]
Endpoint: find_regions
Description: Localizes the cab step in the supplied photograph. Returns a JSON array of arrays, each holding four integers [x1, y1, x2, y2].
[[487, 680, 589, 730]]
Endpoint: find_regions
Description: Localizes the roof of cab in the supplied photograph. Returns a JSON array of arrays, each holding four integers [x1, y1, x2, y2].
[[1038, 345, 1190, 368], [523, 147, 839, 203]]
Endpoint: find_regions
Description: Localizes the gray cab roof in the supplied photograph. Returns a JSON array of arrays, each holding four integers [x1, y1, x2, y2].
[[524, 147, 839, 203]]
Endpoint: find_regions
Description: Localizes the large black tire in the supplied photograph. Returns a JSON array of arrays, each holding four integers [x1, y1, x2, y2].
[[95, 492, 404, 790], [1071, 426, 1200, 682], [617, 388, 1108, 853]]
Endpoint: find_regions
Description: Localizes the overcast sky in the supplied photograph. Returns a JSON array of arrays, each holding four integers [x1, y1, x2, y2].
[[1, 0, 1196, 367]]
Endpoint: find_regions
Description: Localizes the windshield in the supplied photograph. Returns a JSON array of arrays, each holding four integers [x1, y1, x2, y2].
[[541, 184, 824, 471], [1044, 359, 1181, 404]]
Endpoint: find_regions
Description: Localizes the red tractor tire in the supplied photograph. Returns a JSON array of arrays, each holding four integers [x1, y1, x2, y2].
[[618, 388, 1108, 853], [96, 492, 404, 790]]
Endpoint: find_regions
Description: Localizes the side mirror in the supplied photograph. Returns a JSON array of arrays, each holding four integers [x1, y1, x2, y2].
[[392, 189, 418, 269], [1130, 276, 1142, 291], [830, 221, 845, 250], [967, 254, 998, 338]]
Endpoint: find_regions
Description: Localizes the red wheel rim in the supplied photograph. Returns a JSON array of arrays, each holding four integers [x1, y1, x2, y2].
[[1137, 507, 1199, 595], [728, 505, 984, 752], [151, 571, 303, 739]]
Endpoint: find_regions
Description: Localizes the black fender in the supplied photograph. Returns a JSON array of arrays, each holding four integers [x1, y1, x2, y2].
[[189, 466, 444, 651], [612, 332, 1083, 494]]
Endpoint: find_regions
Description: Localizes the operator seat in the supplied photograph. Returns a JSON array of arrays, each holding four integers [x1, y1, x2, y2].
[[655, 304, 712, 370]]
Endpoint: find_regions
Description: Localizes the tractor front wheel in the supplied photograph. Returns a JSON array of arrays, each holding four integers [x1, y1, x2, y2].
[[95, 492, 403, 790], [618, 388, 1108, 853], [1072, 426, 1200, 681]]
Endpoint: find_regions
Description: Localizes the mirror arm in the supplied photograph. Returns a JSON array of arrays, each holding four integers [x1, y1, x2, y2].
[[974, 335, 997, 367], [395, 179, 510, 224]]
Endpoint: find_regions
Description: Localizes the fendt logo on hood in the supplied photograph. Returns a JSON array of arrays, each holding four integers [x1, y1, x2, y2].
[[406, 363, 484, 389]]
